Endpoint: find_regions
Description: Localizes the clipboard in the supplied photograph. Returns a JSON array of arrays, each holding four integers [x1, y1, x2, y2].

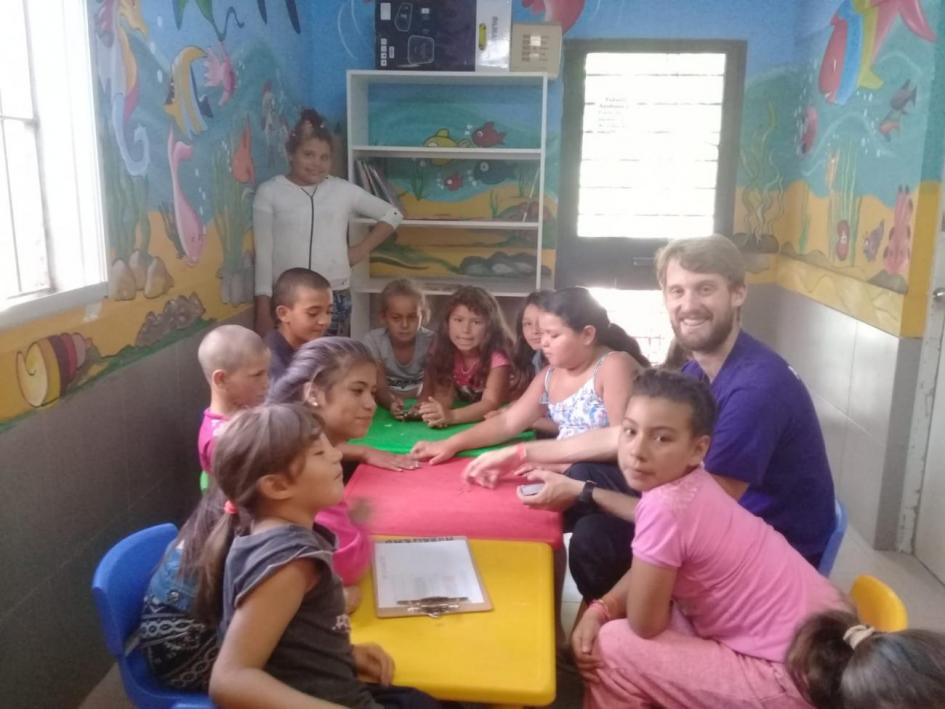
[[372, 537, 492, 618]]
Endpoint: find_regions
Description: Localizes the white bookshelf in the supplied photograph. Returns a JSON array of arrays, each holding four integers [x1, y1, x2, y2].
[[351, 217, 540, 230], [351, 145, 542, 161], [346, 69, 549, 337]]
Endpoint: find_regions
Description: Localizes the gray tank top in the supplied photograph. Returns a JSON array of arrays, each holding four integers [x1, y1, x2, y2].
[[221, 523, 379, 709]]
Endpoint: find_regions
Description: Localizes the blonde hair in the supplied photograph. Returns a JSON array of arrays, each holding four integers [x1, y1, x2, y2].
[[197, 325, 267, 381], [655, 235, 746, 289]]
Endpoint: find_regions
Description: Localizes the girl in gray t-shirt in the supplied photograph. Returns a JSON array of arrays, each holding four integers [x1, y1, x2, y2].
[[362, 279, 433, 418], [207, 403, 440, 709]]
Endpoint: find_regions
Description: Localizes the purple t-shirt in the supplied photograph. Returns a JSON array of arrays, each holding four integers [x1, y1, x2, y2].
[[265, 329, 296, 385], [682, 331, 835, 559]]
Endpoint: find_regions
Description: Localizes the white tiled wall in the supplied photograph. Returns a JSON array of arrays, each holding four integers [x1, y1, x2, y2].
[[743, 284, 919, 549]]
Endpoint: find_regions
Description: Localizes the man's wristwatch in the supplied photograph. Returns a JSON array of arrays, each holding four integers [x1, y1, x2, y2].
[[578, 479, 597, 505]]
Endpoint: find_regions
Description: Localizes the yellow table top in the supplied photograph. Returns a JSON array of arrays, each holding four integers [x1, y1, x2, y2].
[[350, 538, 556, 706]]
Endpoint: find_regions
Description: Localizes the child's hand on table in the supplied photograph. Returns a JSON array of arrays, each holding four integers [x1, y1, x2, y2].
[[462, 444, 526, 488], [410, 439, 457, 464], [389, 397, 406, 419], [362, 448, 420, 471], [418, 397, 452, 428], [353, 643, 395, 686]]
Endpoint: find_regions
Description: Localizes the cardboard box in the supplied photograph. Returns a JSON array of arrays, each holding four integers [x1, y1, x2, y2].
[[376, 0, 510, 71]]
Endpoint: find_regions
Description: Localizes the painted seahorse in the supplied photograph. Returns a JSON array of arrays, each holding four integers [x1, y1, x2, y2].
[[167, 129, 206, 265], [94, 0, 150, 175]]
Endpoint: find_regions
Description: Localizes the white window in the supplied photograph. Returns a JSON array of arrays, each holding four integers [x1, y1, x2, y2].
[[0, 0, 106, 329], [589, 288, 674, 365], [577, 51, 727, 240], [556, 40, 744, 290]]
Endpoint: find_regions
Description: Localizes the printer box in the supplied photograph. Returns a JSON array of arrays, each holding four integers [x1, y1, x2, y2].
[[376, 0, 511, 71]]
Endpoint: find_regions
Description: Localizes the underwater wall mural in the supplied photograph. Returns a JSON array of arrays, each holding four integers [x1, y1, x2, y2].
[[311, 0, 803, 285], [734, 0, 943, 337], [0, 0, 306, 429], [8, 0, 938, 428]]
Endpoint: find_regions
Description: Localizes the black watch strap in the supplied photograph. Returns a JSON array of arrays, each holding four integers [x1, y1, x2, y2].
[[578, 480, 597, 505]]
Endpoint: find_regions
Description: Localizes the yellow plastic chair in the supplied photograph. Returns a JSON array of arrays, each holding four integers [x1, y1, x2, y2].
[[850, 574, 909, 631]]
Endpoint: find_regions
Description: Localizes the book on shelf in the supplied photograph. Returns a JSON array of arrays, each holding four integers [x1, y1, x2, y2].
[[354, 160, 371, 193], [356, 159, 405, 214], [369, 163, 406, 212]]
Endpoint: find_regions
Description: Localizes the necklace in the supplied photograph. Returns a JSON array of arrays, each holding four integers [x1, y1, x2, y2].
[[456, 354, 478, 376]]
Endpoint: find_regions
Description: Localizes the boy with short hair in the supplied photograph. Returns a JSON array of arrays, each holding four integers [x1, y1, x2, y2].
[[266, 267, 333, 383], [197, 325, 270, 480]]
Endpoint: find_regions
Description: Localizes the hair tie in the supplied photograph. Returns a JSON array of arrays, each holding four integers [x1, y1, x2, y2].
[[843, 624, 876, 649], [224, 499, 238, 516]]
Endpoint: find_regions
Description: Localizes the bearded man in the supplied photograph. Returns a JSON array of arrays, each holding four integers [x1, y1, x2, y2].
[[465, 235, 836, 601]]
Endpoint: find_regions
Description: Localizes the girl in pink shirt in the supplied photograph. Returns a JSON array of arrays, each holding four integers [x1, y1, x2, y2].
[[414, 286, 513, 427], [575, 369, 846, 708]]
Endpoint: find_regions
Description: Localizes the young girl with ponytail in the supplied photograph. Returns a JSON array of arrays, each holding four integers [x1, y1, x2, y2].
[[787, 609, 945, 709], [253, 108, 403, 336], [206, 403, 440, 708]]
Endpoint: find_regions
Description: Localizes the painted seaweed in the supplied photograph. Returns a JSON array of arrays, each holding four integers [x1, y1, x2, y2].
[[735, 101, 783, 253], [211, 141, 254, 304], [827, 143, 861, 265]]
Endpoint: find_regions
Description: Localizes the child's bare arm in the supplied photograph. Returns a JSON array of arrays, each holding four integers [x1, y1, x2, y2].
[[340, 442, 419, 471], [412, 371, 545, 460], [210, 560, 341, 708], [372, 360, 397, 410], [623, 559, 676, 639], [600, 351, 638, 427]]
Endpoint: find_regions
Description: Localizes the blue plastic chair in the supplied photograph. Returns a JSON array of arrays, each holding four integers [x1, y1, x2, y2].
[[91, 523, 216, 709], [818, 498, 847, 577]]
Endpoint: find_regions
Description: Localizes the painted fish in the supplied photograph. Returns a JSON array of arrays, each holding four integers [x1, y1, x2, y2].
[[890, 79, 917, 111], [167, 129, 206, 265], [819, 0, 935, 105], [443, 172, 463, 191], [800, 106, 818, 155], [231, 118, 255, 184], [424, 128, 462, 149], [522, 0, 586, 33], [165, 46, 214, 138], [472, 160, 515, 185], [472, 121, 505, 147], [878, 114, 901, 140], [204, 43, 236, 106], [863, 219, 885, 261], [423, 128, 471, 166]]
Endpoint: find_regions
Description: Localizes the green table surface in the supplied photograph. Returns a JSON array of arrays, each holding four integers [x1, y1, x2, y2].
[[350, 402, 534, 456]]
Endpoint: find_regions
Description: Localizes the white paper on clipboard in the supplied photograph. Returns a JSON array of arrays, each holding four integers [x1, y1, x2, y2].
[[372, 537, 489, 615]]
